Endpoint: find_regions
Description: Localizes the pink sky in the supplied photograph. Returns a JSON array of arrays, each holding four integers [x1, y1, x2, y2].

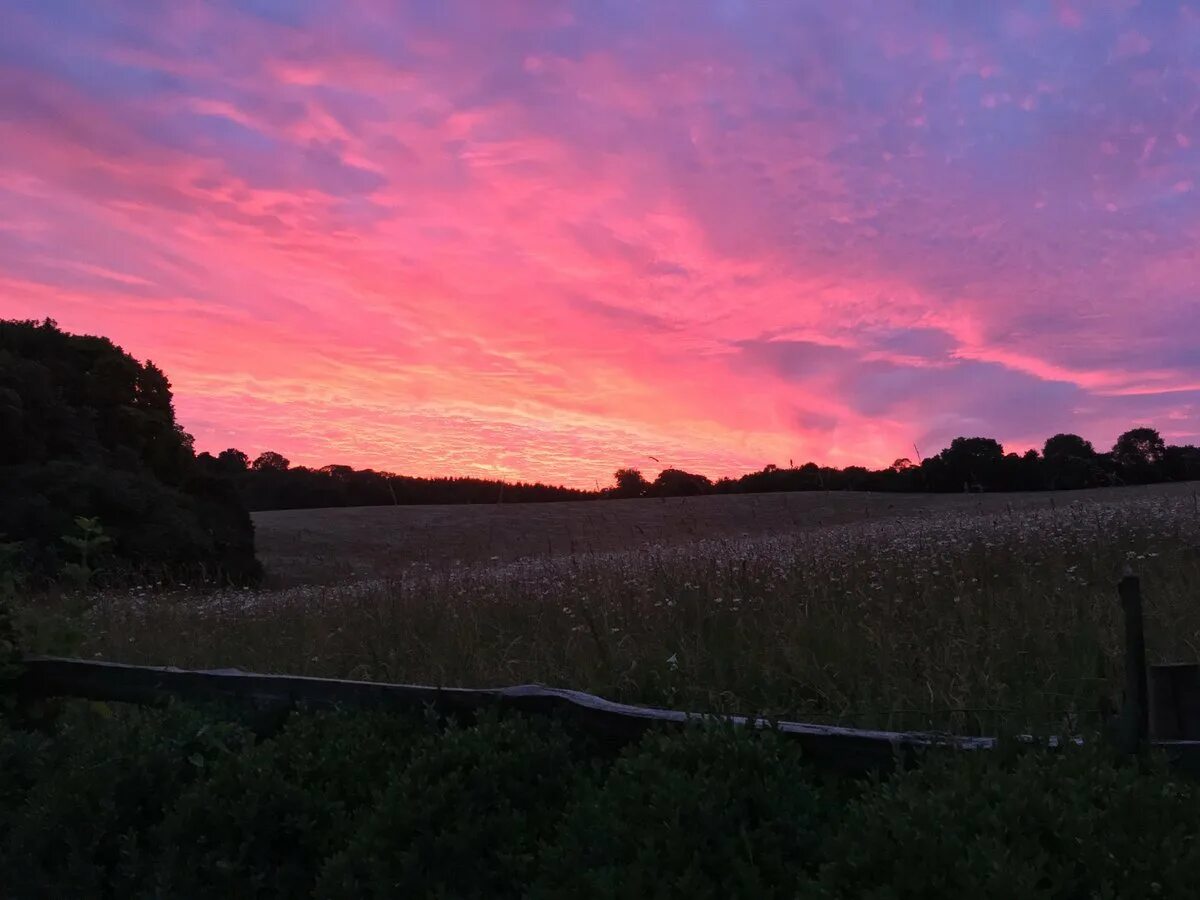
[[2, 2, 1199, 486]]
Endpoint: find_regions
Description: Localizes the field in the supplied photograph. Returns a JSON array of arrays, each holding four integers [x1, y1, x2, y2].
[[53, 482, 1200, 736], [252, 482, 1196, 584]]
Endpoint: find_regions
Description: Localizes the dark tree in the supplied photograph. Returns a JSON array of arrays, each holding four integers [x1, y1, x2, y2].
[[216, 448, 250, 474], [1043, 433, 1095, 460], [1042, 433, 1100, 490], [1164, 444, 1200, 482], [937, 437, 1005, 491], [650, 469, 712, 497], [612, 468, 649, 499], [252, 451, 291, 472], [0, 318, 260, 583], [1113, 427, 1167, 483]]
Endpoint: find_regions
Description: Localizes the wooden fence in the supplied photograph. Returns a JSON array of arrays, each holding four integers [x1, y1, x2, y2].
[[8, 576, 1200, 774], [13, 655, 997, 773]]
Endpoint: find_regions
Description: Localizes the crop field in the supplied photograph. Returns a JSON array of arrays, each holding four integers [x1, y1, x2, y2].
[[252, 482, 1196, 584], [48, 482, 1200, 737]]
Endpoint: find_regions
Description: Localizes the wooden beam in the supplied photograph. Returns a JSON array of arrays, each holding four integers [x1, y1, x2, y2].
[[13, 655, 993, 773], [1118, 573, 1149, 753], [14, 655, 1197, 772]]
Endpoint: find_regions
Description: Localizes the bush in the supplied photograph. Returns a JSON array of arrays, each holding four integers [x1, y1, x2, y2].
[[315, 712, 588, 899], [531, 724, 828, 899], [1, 462, 260, 584], [819, 743, 1200, 898], [1, 704, 1199, 898], [148, 710, 422, 899], [0, 703, 253, 898]]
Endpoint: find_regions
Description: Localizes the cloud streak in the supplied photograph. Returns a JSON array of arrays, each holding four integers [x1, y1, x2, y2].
[[1, 0, 1198, 485]]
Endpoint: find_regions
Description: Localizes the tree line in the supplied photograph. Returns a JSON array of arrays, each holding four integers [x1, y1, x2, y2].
[[208, 426, 1200, 513], [5, 317, 1199, 585], [195, 449, 590, 511], [608, 429, 1200, 499]]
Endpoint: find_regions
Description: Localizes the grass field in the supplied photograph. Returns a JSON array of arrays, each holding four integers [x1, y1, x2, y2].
[[251, 482, 1197, 584], [43, 482, 1200, 736]]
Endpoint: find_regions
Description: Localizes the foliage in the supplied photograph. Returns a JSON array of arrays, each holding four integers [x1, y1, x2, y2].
[[148, 709, 421, 899], [196, 447, 592, 510], [60, 516, 112, 590], [316, 712, 587, 898], [0, 702, 253, 897], [530, 723, 828, 899], [0, 318, 259, 584], [0, 540, 23, 683], [611, 467, 650, 498], [192, 424, 1200, 512], [820, 743, 1200, 898], [2, 704, 1199, 898]]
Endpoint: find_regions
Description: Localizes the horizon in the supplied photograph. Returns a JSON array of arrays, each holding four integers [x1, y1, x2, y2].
[[2, 3, 1199, 488]]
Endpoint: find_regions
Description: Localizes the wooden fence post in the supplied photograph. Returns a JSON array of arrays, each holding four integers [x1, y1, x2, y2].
[[1118, 573, 1149, 753]]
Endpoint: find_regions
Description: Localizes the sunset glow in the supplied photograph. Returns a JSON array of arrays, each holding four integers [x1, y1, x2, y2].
[[2, 2, 1199, 486]]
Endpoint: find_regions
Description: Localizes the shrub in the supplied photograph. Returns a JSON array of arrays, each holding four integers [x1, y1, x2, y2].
[[819, 743, 1200, 898], [315, 712, 588, 899], [148, 710, 423, 899], [531, 723, 828, 899], [1, 462, 260, 584], [2, 703, 1199, 898], [0, 702, 253, 898]]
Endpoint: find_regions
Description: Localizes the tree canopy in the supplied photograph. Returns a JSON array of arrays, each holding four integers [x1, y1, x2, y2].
[[0, 318, 259, 583]]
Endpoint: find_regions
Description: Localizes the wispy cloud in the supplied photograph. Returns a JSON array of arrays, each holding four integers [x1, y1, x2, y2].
[[1, 0, 1198, 484]]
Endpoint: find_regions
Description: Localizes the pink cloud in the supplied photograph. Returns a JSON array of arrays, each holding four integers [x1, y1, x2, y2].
[[2, 1, 1199, 485]]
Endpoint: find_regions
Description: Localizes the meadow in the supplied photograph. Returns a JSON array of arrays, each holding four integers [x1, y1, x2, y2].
[[50, 481, 1200, 737]]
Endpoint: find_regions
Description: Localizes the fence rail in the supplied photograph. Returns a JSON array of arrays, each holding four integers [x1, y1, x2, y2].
[[8, 576, 1200, 773], [13, 655, 1001, 773]]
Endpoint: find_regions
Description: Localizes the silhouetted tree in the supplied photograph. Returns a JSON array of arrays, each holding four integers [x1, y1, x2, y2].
[[0, 318, 259, 583], [252, 451, 291, 472], [937, 437, 1005, 491], [1042, 433, 1099, 490], [217, 448, 250, 474], [1113, 427, 1167, 484], [1164, 444, 1200, 482], [612, 468, 649, 498], [650, 468, 712, 497]]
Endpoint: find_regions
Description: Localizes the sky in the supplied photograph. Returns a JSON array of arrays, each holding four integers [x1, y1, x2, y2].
[[2, 1, 1199, 487]]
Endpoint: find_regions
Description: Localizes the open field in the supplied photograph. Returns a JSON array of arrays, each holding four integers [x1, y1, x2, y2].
[[252, 481, 1200, 584], [45, 481, 1200, 737]]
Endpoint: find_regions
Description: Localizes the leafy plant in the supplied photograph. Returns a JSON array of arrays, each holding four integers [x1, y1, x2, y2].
[[316, 712, 589, 899], [531, 723, 829, 899], [819, 743, 1200, 898], [148, 709, 422, 899], [0, 702, 251, 898], [61, 515, 111, 589]]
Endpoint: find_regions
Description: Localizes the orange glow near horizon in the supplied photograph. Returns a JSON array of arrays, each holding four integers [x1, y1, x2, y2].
[[2, 3, 1199, 487]]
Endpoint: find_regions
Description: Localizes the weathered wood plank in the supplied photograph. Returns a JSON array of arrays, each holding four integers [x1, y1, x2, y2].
[[12, 655, 994, 773], [16, 655, 1196, 772]]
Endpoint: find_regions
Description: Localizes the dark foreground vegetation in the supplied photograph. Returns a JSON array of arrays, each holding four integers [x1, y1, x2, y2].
[[2, 701, 1198, 899], [0, 319, 258, 584]]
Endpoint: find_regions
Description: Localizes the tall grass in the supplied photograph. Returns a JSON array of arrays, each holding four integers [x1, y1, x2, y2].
[[36, 492, 1200, 735]]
